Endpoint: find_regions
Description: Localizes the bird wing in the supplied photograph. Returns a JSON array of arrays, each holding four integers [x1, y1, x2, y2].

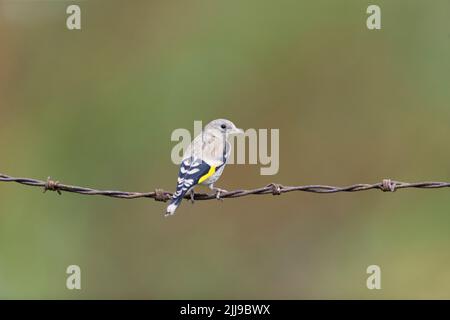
[[170, 157, 217, 203]]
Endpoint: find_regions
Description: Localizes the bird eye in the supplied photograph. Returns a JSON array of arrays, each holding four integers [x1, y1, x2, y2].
[[221, 124, 226, 129]]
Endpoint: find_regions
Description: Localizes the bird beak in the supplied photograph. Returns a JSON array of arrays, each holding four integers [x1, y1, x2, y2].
[[232, 128, 244, 134]]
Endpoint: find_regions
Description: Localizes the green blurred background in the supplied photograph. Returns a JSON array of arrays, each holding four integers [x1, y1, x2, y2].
[[1, 0, 450, 299]]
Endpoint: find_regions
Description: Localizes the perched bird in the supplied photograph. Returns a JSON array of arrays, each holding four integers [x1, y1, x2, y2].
[[166, 119, 243, 216]]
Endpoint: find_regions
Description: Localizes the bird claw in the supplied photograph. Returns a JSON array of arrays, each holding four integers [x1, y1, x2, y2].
[[190, 189, 195, 204], [213, 188, 227, 201]]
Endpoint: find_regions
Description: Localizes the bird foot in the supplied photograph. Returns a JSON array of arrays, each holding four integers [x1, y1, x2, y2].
[[212, 187, 228, 201], [190, 189, 195, 204]]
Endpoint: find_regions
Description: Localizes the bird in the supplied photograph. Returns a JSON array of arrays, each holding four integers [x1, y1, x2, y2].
[[166, 119, 243, 216]]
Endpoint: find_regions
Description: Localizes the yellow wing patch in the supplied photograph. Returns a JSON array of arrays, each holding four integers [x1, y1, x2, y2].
[[198, 166, 216, 184]]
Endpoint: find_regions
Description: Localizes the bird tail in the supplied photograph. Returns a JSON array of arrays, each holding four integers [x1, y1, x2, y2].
[[165, 203, 179, 216], [165, 186, 190, 216]]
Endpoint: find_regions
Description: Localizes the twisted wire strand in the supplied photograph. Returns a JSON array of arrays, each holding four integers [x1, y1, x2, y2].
[[1, 173, 450, 202]]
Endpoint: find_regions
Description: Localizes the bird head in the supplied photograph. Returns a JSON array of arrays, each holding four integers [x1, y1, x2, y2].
[[205, 119, 244, 137]]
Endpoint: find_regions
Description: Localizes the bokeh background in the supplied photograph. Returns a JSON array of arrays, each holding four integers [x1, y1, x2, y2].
[[1, 0, 449, 299]]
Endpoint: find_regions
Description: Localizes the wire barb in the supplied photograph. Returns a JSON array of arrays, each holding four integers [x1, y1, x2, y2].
[[381, 179, 396, 192], [267, 183, 282, 195], [1, 172, 450, 202], [154, 189, 169, 202], [43, 177, 62, 195]]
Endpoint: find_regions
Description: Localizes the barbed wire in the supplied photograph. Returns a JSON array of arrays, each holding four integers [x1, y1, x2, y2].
[[1, 172, 450, 202]]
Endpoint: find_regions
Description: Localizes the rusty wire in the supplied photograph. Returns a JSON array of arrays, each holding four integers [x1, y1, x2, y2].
[[1, 172, 450, 203]]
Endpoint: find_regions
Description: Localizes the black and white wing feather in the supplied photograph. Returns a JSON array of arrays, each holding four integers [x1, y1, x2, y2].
[[166, 156, 213, 215]]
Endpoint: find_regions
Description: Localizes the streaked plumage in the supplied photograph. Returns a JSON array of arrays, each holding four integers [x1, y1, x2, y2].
[[166, 119, 243, 216]]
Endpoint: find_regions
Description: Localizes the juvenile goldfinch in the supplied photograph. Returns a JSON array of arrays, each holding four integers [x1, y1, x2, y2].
[[166, 119, 243, 216]]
